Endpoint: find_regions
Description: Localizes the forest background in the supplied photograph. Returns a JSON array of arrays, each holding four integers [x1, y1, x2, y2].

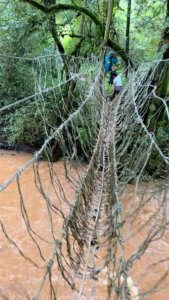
[[0, 0, 168, 177]]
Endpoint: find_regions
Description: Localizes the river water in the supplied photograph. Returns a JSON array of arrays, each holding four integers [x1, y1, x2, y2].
[[0, 150, 169, 299]]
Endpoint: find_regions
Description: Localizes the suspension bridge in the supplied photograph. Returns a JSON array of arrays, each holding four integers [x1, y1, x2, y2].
[[0, 53, 169, 299]]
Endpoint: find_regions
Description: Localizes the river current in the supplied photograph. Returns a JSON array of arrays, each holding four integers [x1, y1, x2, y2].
[[0, 150, 169, 299]]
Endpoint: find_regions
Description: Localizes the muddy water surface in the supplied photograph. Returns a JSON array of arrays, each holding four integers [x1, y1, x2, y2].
[[0, 150, 169, 300]]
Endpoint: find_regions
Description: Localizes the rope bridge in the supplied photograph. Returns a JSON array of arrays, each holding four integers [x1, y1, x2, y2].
[[0, 54, 169, 299]]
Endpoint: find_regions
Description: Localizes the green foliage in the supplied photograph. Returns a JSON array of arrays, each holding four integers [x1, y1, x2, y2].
[[3, 102, 44, 147], [3, 92, 63, 148], [115, 0, 166, 60], [0, 59, 34, 104], [156, 121, 169, 156], [145, 120, 169, 177], [0, 0, 168, 177]]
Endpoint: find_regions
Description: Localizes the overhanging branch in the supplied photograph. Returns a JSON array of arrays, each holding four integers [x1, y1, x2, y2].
[[107, 39, 133, 66], [20, 0, 103, 30], [20, 0, 133, 65]]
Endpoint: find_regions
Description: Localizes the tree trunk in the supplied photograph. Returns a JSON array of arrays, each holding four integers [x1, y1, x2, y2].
[[104, 0, 114, 43], [156, 0, 169, 97], [125, 0, 132, 56], [98, 0, 114, 94]]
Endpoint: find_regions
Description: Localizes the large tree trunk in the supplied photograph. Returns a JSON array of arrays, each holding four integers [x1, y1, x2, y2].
[[125, 0, 132, 56], [104, 0, 113, 43], [155, 0, 169, 98]]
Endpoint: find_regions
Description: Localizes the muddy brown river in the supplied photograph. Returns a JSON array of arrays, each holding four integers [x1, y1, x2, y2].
[[0, 150, 169, 299]]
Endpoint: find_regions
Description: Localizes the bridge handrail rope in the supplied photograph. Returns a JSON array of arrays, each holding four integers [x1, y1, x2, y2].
[[0, 53, 169, 299]]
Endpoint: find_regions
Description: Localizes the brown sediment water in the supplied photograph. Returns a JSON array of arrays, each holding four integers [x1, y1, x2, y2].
[[0, 150, 169, 299]]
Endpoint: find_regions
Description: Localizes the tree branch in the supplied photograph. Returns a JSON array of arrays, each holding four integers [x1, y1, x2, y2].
[[20, 0, 47, 12], [20, 0, 133, 65], [20, 0, 103, 29], [107, 38, 133, 66]]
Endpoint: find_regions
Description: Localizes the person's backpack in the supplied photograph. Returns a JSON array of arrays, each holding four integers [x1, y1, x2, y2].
[[104, 52, 118, 73]]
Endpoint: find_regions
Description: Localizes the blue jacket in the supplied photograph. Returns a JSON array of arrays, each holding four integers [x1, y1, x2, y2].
[[104, 53, 118, 73]]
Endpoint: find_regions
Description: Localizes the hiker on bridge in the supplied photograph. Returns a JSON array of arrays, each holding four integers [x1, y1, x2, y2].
[[104, 51, 118, 74], [109, 71, 123, 97]]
